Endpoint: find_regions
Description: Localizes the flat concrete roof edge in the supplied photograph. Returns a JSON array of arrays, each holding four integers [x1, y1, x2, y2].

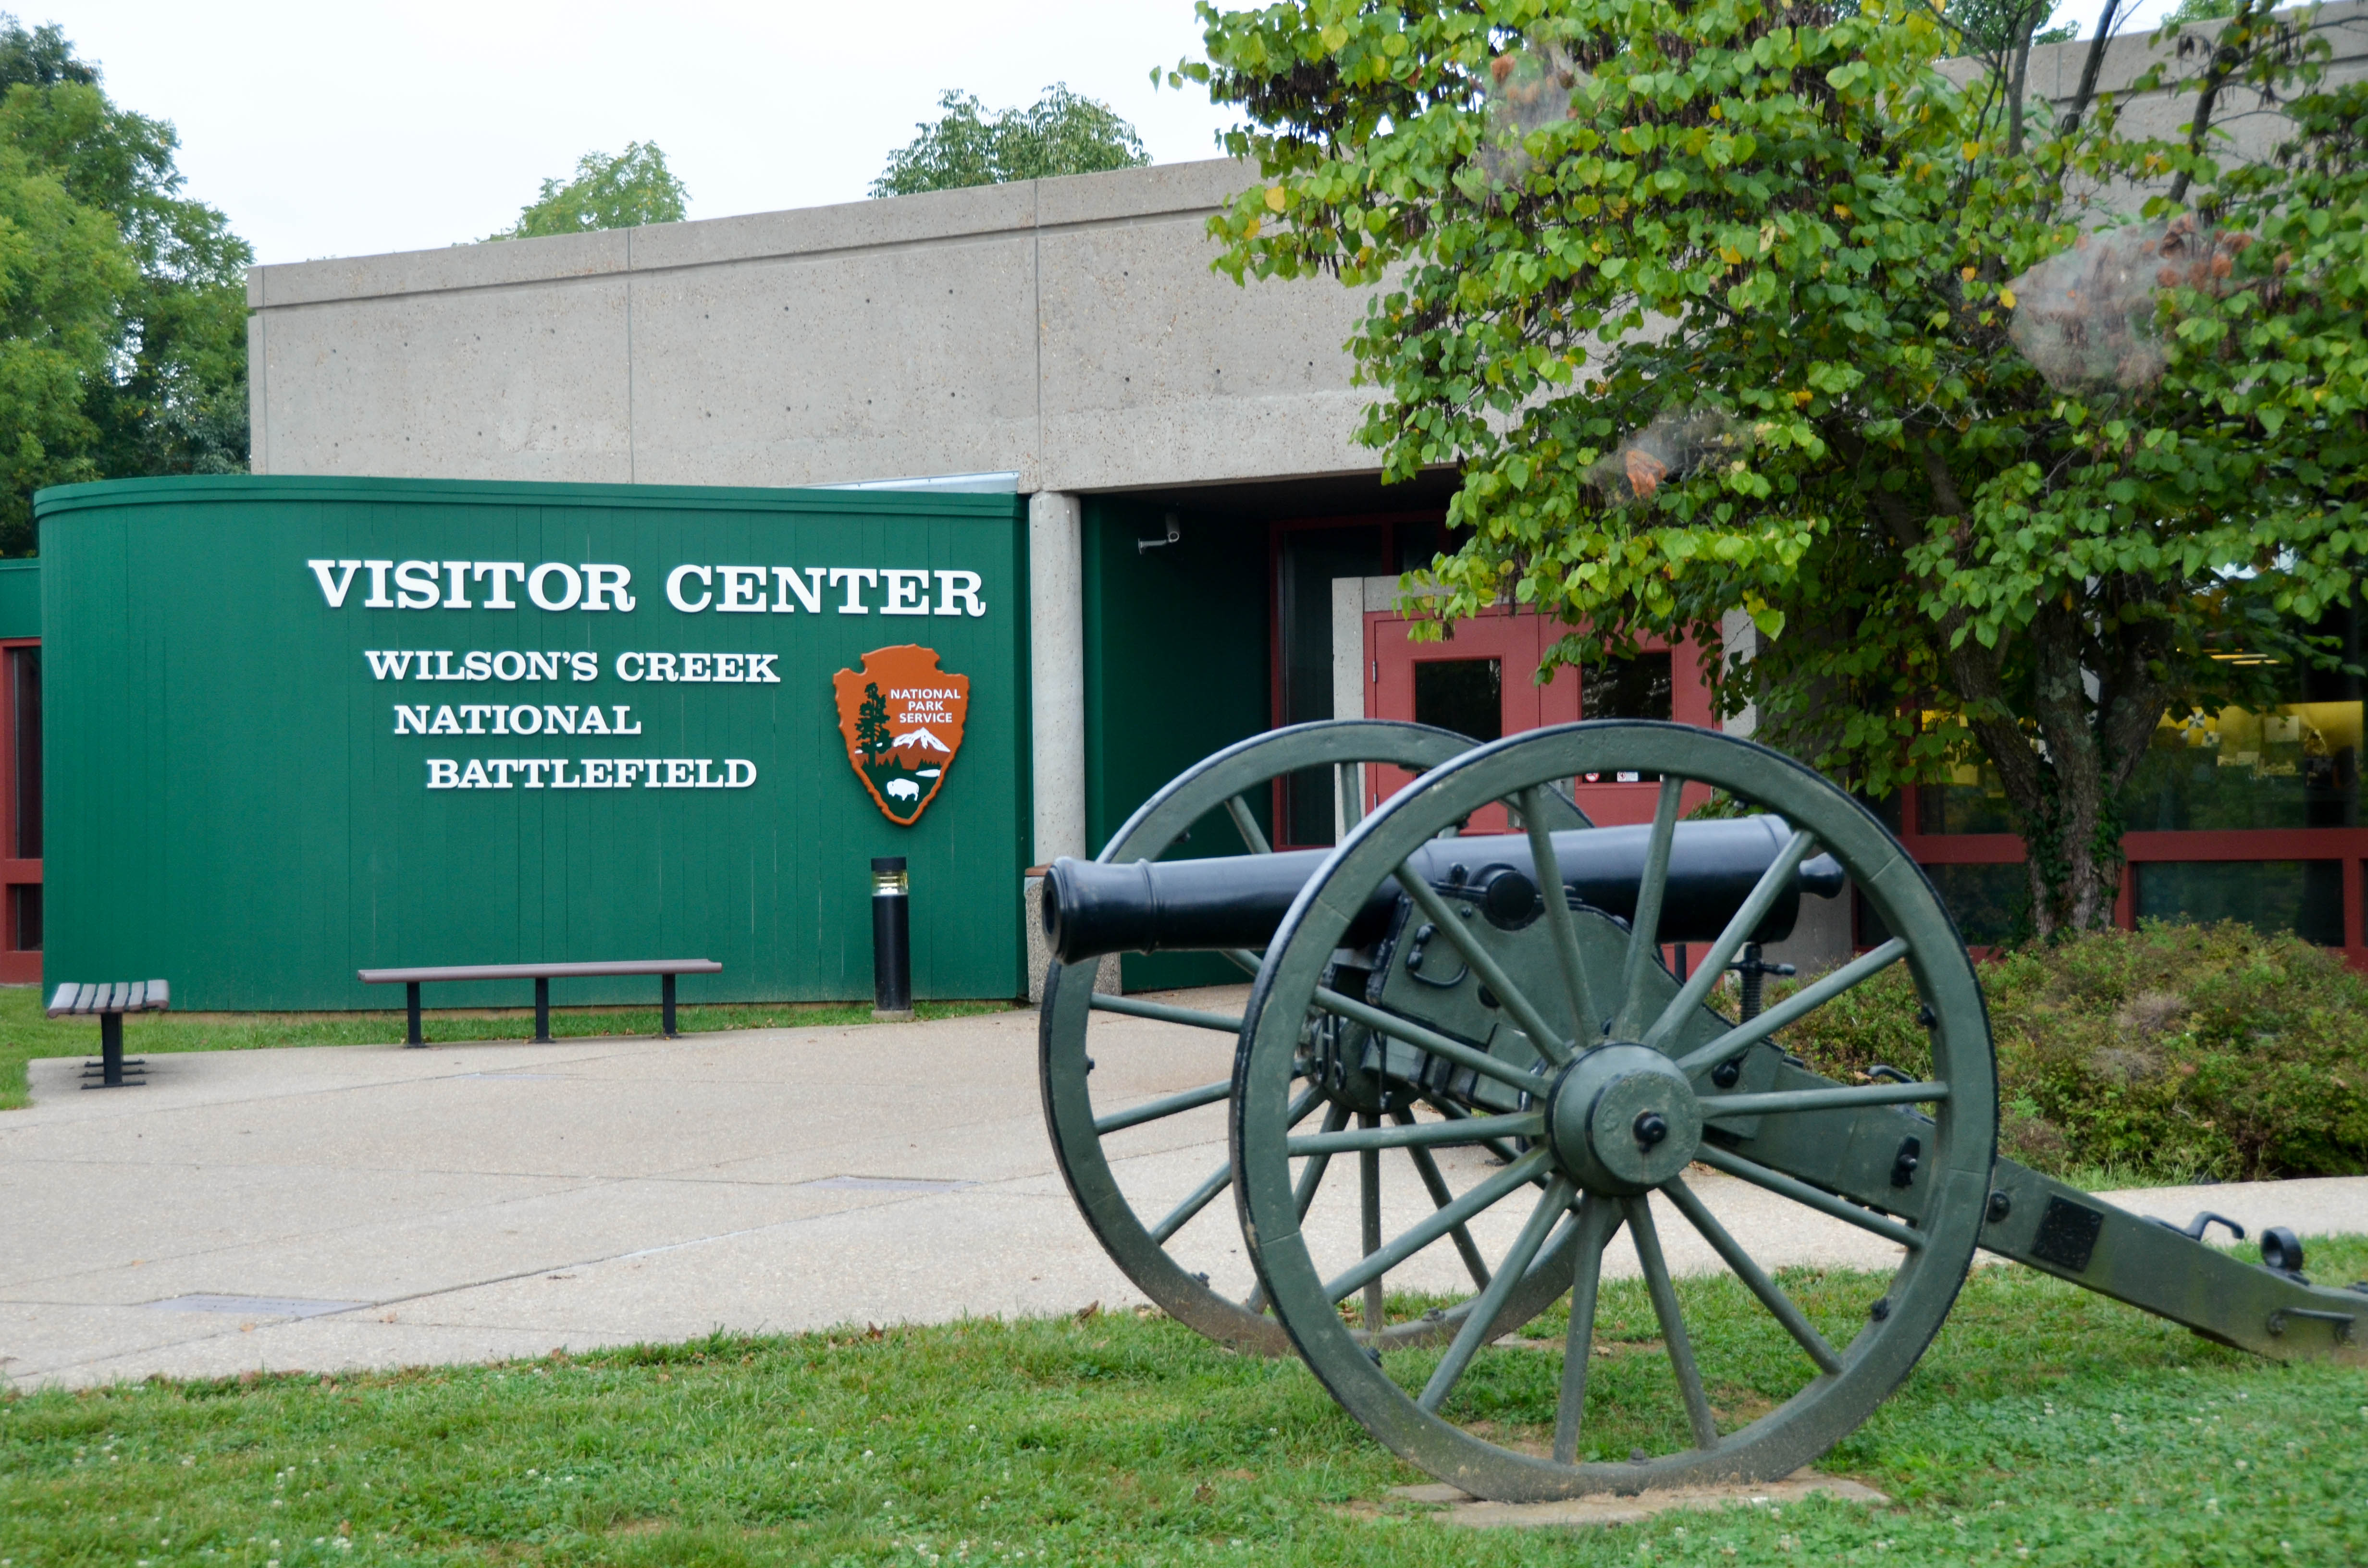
[[251, 158, 1258, 311]]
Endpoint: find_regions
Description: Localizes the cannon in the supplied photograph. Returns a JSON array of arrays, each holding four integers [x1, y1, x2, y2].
[[1036, 719, 2366, 1502]]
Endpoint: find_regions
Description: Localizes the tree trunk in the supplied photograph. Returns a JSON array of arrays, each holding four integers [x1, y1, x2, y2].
[[1947, 596, 2174, 941]]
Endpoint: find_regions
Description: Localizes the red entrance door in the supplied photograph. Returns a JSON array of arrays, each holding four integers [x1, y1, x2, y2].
[[1362, 607, 1718, 829]]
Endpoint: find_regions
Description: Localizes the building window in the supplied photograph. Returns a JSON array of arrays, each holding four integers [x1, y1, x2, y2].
[[2134, 859, 2344, 946], [1580, 649, 1671, 782], [1916, 766, 2018, 834], [1915, 700, 2365, 837], [1860, 862, 2031, 948], [1413, 658, 1501, 743], [2122, 702, 2360, 830], [8, 882, 35, 951]]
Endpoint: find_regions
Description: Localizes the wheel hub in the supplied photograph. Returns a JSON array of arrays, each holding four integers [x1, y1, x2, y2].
[[1542, 1043, 1703, 1195]]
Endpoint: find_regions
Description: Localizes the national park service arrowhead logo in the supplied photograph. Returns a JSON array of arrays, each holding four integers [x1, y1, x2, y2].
[[833, 645, 970, 826]]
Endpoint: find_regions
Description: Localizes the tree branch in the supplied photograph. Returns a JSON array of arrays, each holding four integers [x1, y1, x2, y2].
[[2167, 0, 2279, 207], [2057, 0, 2127, 140]]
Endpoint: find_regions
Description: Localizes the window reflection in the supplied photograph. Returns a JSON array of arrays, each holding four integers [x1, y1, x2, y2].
[[1913, 700, 2365, 834], [1858, 862, 2030, 947], [1917, 764, 2017, 835], [2135, 860, 2344, 946], [2122, 703, 2361, 830]]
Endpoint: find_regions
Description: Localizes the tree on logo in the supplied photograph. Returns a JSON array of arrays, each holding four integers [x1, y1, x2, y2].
[[857, 683, 892, 762]]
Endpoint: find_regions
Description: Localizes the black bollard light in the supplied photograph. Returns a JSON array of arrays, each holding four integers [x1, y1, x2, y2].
[[871, 856, 914, 1021]]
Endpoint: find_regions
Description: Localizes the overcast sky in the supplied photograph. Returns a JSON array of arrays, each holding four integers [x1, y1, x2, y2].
[[57, 0, 2178, 270]]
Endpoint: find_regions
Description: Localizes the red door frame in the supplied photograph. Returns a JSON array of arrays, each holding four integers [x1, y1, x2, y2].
[[1361, 605, 1719, 830], [0, 636, 39, 983]]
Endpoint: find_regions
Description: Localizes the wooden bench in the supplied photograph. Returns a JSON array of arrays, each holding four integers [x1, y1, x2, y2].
[[47, 980, 170, 1088], [356, 960, 723, 1045]]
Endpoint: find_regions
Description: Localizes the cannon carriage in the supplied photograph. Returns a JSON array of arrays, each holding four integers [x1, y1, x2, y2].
[[1035, 720, 2365, 1502]]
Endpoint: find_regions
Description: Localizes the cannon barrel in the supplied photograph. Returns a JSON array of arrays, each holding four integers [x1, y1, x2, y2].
[[1043, 817, 1843, 964]]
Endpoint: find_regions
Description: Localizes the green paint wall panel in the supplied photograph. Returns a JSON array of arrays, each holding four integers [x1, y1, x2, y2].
[[36, 476, 1029, 1010], [0, 560, 37, 638], [1080, 498, 1270, 991]]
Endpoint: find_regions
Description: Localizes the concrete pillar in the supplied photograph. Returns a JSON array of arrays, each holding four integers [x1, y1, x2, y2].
[[1719, 608, 1759, 739], [1028, 490, 1086, 865]]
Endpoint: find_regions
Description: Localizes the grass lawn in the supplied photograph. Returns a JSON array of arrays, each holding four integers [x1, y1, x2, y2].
[[0, 986, 1014, 1110], [4, 1238, 2362, 1566]]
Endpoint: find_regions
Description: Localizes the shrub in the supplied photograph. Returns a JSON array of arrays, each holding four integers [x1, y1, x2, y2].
[[1773, 921, 2368, 1184]]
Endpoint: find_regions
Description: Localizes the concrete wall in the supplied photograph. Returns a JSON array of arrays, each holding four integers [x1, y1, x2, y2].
[[249, 160, 1372, 495], [248, 6, 2365, 497], [1939, 1, 2367, 161]]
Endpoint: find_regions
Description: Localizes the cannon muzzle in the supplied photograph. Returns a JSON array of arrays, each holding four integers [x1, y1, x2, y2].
[[1042, 817, 1842, 965]]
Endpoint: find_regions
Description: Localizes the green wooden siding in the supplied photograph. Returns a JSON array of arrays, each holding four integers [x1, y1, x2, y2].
[[35, 475, 1029, 1010], [0, 560, 37, 638], [1080, 497, 1270, 990]]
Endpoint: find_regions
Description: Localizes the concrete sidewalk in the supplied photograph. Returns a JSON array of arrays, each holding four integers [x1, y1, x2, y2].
[[4, 993, 2362, 1390]]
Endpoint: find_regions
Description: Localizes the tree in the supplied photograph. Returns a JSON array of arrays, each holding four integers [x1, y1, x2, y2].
[[489, 142, 688, 240], [870, 85, 1149, 197], [1180, 0, 2366, 938], [858, 683, 892, 761], [0, 17, 251, 555]]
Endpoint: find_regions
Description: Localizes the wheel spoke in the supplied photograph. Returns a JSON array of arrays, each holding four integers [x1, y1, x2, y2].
[[1625, 1195, 1720, 1450], [1088, 992, 1245, 1033], [1661, 1175, 1842, 1376], [1093, 1078, 1233, 1136], [1420, 1094, 1525, 1165], [1614, 776, 1687, 1039], [1394, 871, 1574, 1067], [1314, 986, 1546, 1096], [1339, 761, 1365, 834], [1393, 1109, 1492, 1291], [1692, 1142, 1926, 1250], [1518, 784, 1602, 1055], [1246, 1096, 1344, 1316], [1226, 794, 1272, 855], [1417, 1177, 1578, 1412], [1221, 948, 1263, 977], [1324, 1148, 1554, 1305], [1551, 1193, 1622, 1464], [1148, 1159, 1232, 1244], [1295, 1101, 1350, 1220], [1672, 938, 1911, 1078], [1287, 1109, 1542, 1156], [1360, 1116, 1385, 1332], [1640, 828, 1815, 1051], [1707, 1081, 1949, 1118]]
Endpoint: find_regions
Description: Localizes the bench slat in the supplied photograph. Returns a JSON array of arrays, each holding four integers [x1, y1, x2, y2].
[[357, 959, 724, 985], [47, 980, 172, 1017]]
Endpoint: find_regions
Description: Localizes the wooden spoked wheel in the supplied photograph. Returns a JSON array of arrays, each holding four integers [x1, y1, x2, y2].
[[1038, 719, 1591, 1353], [1231, 721, 1997, 1498]]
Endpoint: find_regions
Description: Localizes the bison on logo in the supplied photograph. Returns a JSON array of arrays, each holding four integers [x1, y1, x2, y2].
[[832, 645, 970, 826]]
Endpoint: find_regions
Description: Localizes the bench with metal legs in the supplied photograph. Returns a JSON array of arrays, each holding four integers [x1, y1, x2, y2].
[[47, 980, 170, 1087], [356, 960, 723, 1045]]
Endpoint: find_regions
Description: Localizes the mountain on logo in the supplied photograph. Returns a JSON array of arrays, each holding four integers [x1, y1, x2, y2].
[[831, 646, 972, 826]]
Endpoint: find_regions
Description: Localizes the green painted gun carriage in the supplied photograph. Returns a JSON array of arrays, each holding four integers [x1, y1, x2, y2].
[[1033, 720, 2366, 1502]]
